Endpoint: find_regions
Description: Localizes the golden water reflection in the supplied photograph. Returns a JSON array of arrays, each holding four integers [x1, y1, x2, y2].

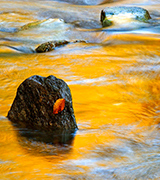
[[0, 39, 160, 179]]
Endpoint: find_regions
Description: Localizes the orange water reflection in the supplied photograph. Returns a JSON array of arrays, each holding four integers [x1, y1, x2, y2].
[[1, 39, 160, 179]]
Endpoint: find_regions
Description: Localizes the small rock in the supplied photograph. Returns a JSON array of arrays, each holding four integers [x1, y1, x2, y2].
[[35, 40, 69, 53], [100, 6, 151, 27], [7, 75, 78, 132], [35, 40, 86, 53]]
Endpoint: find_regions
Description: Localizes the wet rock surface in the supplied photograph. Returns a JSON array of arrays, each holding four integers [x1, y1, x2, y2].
[[35, 40, 69, 53], [35, 40, 85, 53], [7, 75, 78, 132], [101, 6, 151, 27]]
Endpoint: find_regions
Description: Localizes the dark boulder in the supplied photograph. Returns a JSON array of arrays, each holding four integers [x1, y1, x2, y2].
[[7, 75, 78, 132]]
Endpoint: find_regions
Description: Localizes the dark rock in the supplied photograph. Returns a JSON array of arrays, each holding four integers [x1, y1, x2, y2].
[[7, 75, 78, 132], [35, 40, 69, 53], [35, 40, 86, 53], [101, 6, 151, 27]]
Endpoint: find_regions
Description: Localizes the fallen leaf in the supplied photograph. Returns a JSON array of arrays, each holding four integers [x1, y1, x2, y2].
[[53, 98, 65, 114]]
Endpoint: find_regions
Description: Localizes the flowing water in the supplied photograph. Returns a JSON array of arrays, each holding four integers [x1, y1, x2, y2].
[[0, 0, 160, 179]]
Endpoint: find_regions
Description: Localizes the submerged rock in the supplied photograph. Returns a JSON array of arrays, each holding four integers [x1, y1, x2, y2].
[[15, 18, 73, 45], [18, 18, 68, 32], [18, 19, 47, 31], [7, 75, 78, 132], [100, 6, 151, 27]]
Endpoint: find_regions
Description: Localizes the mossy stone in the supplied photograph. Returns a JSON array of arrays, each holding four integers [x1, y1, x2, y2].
[[100, 6, 151, 27]]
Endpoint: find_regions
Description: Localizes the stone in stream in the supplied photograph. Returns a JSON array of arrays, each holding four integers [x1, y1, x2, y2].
[[100, 6, 151, 27], [35, 40, 69, 53], [7, 75, 78, 132], [35, 40, 85, 53]]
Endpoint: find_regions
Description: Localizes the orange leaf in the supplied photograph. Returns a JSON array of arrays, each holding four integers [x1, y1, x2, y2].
[[53, 98, 65, 114]]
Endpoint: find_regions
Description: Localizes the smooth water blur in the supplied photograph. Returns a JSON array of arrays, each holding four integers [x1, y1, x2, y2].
[[0, 0, 160, 179]]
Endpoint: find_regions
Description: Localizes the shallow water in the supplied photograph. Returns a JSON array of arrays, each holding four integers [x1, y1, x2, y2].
[[0, 0, 160, 179]]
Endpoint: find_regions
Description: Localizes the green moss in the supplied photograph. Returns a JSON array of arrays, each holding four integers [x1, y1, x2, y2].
[[136, 11, 151, 22], [102, 18, 112, 27], [35, 42, 55, 53]]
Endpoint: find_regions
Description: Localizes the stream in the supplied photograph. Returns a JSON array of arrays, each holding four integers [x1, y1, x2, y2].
[[0, 0, 160, 179]]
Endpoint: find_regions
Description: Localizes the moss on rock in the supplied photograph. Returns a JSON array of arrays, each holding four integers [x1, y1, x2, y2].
[[100, 6, 151, 27]]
